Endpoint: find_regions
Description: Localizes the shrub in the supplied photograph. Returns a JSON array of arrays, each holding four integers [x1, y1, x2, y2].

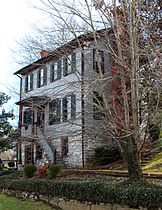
[[156, 138, 162, 148], [24, 164, 37, 178], [149, 123, 160, 141], [49, 164, 62, 178], [8, 162, 15, 168], [0, 177, 161, 208], [38, 167, 48, 178], [94, 146, 121, 165]]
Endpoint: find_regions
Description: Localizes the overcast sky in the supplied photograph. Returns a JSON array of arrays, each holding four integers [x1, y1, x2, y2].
[[0, 0, 42, 126]]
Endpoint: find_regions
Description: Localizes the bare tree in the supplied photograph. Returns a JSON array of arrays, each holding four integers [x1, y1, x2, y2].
[[15, 0, 161, 181]]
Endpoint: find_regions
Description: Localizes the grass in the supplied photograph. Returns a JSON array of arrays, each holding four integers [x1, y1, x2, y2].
[[0, 194, 56, 210], [143, 151, 162, 172]]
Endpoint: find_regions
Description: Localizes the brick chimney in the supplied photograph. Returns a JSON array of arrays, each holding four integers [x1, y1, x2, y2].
[[40, 50, 51, 58]]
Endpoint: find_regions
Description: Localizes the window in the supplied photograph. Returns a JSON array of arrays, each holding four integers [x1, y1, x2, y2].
[[36, 145, 43, 160], [50, 60, 62, 82], [49, 99, 61, 125], [25, 145, 34, 164], [61, 137, 68, 157], [25, 74, 33, 93], [93, 49, 104, 74], [37, 106, 45, 128], [23, 109, 32, 125], [37, 67, 47, 88], [63, 53, 76, 76], [62, 94, 76, 121], [93, 92, 105, 120]]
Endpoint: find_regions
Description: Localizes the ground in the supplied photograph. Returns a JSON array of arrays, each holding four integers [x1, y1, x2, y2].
[[0, 194, 56, 210]]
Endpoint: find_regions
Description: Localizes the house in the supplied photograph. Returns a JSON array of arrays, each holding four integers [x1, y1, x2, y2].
[[14, 31, 112, 169]]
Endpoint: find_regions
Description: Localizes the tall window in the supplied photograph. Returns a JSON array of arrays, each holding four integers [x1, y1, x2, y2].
[[23, 109, 32, 125], [25, 74, 33, 93], [62, 95, 76, 121], [49, 99, 61, 125], [36, 145, 43, 160], [93, 49, 104, 74], [50, 60, 62, 82], [63, 53, 76, 76], [61, 137, 68, 157], [93, 91, 105, 120], [37, 68, 47, 88], [37, 106, 45, 128]]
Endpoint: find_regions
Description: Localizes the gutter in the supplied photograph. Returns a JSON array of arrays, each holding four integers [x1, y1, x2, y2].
[[81, 50, 85, 168]]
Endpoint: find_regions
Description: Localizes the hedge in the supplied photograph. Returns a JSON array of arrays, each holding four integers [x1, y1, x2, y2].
[[0, 176, 161, 208]]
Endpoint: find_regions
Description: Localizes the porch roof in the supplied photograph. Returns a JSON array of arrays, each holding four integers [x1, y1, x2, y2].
[[16, 96, 49, 107]]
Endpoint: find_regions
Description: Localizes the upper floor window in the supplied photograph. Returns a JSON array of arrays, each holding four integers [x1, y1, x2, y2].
[[37, 68, 47, 88], [49, 99, 61, 125], [23, 109, 32, 125], [93, 91, 105, 120], [63, 53, 76, 76], [93, 49, 104, 74], [50, 60, 61, 82], [62, 94, 76, 121], [25, 74, 33, 93]]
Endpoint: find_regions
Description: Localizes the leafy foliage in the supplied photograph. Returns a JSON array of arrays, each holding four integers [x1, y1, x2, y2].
[[149, 123, 160, 141], [0, 176, 161, 208], [94, 146, 121, 165], [38, 167, 48, 178], [24, 164, 37, 178], [0, 92, 15, 153], [49, 164, 62, 178]]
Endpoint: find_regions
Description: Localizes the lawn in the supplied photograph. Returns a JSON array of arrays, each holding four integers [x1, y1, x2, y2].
[[143, 151, 162, 172], [0, 194, 56, 210]]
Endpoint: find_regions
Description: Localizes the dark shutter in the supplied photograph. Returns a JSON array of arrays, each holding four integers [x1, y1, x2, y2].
[[62, 137, 68, 156], [62, 98, 67, 121], [49, 102, 53, 125], [56, 99, 61, 123], [30, 74, 33, 90], [43, 67, 47, 85], [101, 51, 104, 74], [23, 111, 27, 124], [57, 60, 61, 79], [71, 95, 76, 119], [50, 64, 54, 83], [71, 53, 76, 73], [25, 76, 28, 93], [37, 70, 40, 88], [63, 58, 67, 76], [28, 109, 32, 125]]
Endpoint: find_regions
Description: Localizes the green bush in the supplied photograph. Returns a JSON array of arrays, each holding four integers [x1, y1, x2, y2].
[[156, 138, 162, 148], [0, 177, 161, 208], [94, 146, 121, 165], [24, 164, 37, 178], [149, 124, 160, 141], [49, 164, 62, 178]]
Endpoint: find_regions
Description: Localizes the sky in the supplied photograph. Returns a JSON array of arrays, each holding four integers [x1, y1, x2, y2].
[[0, 0, 42, 127]]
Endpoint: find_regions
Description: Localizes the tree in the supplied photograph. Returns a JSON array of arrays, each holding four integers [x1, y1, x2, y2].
[[0, 92, 15, 153], [15, 0, 161, 181]]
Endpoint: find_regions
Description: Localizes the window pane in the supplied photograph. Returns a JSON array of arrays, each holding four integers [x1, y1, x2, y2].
[[62, 137, 68, 156]]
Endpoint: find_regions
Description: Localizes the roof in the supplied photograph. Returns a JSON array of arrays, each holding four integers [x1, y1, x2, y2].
[[16, 96, 49, 106], [14, 29, 111, 76]]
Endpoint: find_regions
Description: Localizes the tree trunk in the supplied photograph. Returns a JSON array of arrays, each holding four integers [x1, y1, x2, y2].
[[123, 140, 143, 181]]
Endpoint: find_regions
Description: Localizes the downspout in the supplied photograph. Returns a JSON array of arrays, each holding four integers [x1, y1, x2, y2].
[[15, 74, 22, 164], [81, 50, 85, 168]]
